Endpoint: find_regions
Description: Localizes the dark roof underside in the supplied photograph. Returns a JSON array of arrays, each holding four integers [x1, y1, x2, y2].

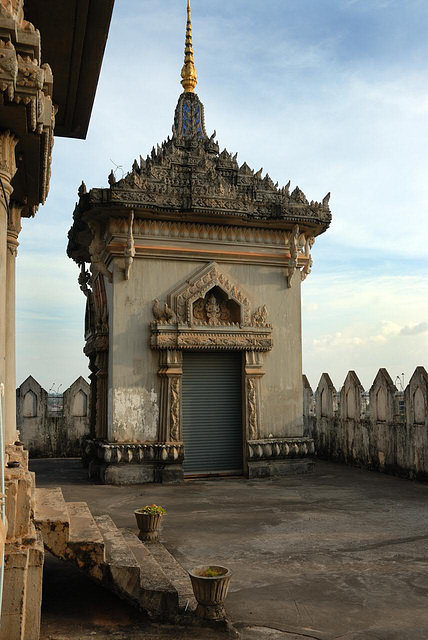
[[25, 0, 115, 139]]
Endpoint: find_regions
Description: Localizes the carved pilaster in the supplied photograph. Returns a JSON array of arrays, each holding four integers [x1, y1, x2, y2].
[[158, 350, 183, 442], [95, 350, 108, 439], [7, 200, 22, 256], [88, 354, 98, 440], [4, 201, 22, 445], [0, 129, 18, 184], [246, 378, 258, 439], [244, 352, 265, 441], [0, 131, 18, 446], [83, 274, 109, 440]]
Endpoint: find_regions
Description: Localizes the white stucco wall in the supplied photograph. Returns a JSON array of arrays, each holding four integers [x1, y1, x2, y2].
[[106, 257, 303, 442]]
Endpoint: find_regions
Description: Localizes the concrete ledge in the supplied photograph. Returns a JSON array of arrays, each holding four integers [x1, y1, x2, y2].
[[66, 502, 105, 571], [34, 487, 69, 557], [100, 462, 156, 485], [248, 458, 315, 478], [121, 529, 180, 620]]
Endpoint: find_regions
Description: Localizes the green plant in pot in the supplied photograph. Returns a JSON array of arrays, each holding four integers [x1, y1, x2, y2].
[[134, 504, 166, 542], [188, 565, 233, 620]]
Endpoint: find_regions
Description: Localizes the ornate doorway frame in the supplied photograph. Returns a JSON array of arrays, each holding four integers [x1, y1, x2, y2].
[[150, 262, 273, 474]]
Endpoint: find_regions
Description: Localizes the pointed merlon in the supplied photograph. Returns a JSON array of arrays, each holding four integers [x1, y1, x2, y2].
[[181, 0, 198, 93]]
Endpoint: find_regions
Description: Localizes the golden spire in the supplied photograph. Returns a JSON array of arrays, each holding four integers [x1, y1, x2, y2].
[[181, 0, 198, 93]]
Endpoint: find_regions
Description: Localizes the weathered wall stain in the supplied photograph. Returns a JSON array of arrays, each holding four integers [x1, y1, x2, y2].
[[112, 387, 159, 442]]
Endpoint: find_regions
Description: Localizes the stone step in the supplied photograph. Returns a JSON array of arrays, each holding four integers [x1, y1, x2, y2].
[[121, 528, 180, 620], [94, 515, 141, 600], [34, 487, 70, 557], [147, 542, 197, 612], [65, 502, 105, 572]]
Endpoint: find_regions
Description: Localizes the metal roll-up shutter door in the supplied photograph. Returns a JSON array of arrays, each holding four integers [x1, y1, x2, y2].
[[182, 351, 243, 476]]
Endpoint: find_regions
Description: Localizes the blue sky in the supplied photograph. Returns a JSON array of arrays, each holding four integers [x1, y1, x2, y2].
[[16, 0, 428, 392]]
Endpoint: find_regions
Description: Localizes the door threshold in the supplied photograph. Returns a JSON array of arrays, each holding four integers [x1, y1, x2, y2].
[[184, 472, 245, 481]]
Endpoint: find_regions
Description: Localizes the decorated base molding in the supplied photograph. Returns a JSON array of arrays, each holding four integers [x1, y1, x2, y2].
[[83, 437, 315, 484], [84, 440, 184, 465], [247, 437, 315, 479], [247, 437, 315, 460]]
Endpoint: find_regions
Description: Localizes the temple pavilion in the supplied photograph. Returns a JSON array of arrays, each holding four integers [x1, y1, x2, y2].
[[67, 0, 331, 484]]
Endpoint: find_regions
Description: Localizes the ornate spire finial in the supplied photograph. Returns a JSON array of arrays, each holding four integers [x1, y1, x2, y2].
[[181, 0, 198, 93]]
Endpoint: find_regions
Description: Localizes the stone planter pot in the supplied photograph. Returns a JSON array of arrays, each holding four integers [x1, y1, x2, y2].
[[134, 510, 163, 542], [188, 565, 232, 619]]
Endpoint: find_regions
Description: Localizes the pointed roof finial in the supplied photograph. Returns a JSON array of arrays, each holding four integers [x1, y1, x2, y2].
[[181, 0, 198, 93]]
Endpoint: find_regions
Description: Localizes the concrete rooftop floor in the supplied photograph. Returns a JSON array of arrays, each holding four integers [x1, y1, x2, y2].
[[31, 458, 428, 640]]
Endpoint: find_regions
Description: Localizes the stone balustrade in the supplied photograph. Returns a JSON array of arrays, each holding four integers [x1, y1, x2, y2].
[[85, 440, 185, 465], [248, 437, 315, 461]]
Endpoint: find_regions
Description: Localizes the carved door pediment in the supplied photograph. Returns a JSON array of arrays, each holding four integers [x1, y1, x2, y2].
[[169, 261, 252, 326], [150, 262, 273, 352]]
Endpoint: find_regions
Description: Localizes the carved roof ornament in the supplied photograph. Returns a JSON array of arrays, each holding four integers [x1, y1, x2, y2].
[[88, 220, 112, 284], [67, 1, 332, 266], [286, 225, 299, 288], [123, 210, 135, 280]]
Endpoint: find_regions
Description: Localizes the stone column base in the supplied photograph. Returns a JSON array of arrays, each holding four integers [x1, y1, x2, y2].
[[84, 440, 184, 485], [247, 437, 315, 478]]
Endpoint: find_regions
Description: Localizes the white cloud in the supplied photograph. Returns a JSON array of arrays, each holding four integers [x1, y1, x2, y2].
[[401, 321, 428, 336], [303, 273, 428, 389]]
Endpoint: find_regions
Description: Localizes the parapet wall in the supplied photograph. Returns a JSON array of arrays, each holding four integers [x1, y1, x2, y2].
[[303, 367, 428, 481], [16, 375, 91, 457]]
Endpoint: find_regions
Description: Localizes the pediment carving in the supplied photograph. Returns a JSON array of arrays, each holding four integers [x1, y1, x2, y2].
[[168, 262, 271, 328], [150, 262, 273, 352]]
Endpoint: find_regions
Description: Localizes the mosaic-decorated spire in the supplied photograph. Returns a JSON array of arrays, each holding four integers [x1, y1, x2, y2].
[[181, 0, 197, 93]]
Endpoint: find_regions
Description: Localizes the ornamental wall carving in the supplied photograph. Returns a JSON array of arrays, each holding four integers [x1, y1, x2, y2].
[[150, 262, 273, 352]]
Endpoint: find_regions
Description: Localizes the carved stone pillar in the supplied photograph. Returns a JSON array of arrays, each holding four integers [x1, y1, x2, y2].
[[88, 354, 98, 440], [95, 347, 108, 440], [158, 350, 183, 442], [244, 351, 265, 441], [244, 351, 315, 478], [0, 130, 18, 445], [156, 350, 184, 483], [5, 202, 22, 445]]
